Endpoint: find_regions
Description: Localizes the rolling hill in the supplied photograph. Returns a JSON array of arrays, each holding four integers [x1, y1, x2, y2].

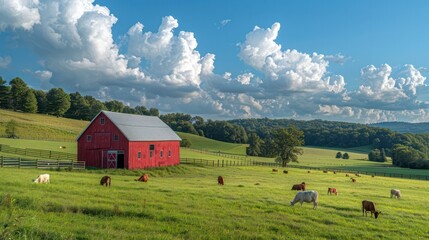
[[370, 121, 429, 134]]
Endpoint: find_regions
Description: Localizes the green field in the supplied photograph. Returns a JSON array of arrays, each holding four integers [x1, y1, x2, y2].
[[1, 166, 429, 239]]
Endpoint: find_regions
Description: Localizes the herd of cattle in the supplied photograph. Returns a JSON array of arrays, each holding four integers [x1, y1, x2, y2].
[[32, 169, 402, 219]]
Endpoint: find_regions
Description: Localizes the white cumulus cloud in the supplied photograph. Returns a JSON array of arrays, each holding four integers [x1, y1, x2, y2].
[[0, 56, 11, 68]]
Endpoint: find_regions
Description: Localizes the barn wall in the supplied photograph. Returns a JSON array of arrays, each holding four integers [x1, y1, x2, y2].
[[77, 112, 129, 168], [128, 141, 180, 169]]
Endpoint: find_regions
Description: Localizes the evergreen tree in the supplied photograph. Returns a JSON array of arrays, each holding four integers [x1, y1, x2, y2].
[[33, 90, 48, 113], [9, 77, 29, 111], [84, 96, 106, 119], [0, 77, 11, 109], [46, 88, 71, 117], [65, 92, 91, 120], [22, 89, 37, 113]]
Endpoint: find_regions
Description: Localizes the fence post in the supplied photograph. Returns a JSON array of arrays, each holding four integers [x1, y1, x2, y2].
[[222, 160, 224, 167], [18, 158, 21, 168], [217, 160, 219, 167], [1, 156, 3, 168]]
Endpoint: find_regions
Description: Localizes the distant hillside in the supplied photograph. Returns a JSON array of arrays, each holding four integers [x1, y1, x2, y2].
[[177, 132, 247, 155], [370, 122, 429, 134]]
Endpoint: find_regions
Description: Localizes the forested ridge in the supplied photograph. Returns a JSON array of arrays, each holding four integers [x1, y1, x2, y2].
[[1, 76, 429, 169]]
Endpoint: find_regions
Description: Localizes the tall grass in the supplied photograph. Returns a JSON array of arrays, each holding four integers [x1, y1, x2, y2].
[[0, 166, 428, 239]]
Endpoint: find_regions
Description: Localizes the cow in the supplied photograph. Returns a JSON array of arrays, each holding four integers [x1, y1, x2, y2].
[[355, 173, 361, 177], [371, 175, 375, 178], [135, 174, 149, 182], [283, 170, 288, 174], [323, 170, 328, 173], [333, 171, 337, 174], [307, 171, 311, 173], [290, 190, 318, 209], [327, 187, 338, 196], [33, 174, 50, 184], [362, 200, 381, 219], [345, 174, 349, 177], [351, 178, 356, 183], [391, 189, 401, 198], [218, 176, 224, 185], [291, 182, 306, 191], [272, 169, 278, 172], [100, 176, 111, 187]]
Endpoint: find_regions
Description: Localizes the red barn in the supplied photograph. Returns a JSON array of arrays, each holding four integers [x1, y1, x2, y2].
[[77, 111, 181, 169]]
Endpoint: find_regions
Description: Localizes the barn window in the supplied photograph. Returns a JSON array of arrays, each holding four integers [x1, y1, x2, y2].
[[149, 144, 155, 150], [100, 118, 105, 125], [86, 135, 92, 142], [113, 134, 118, 141], [149, 151, 153, 158], [160, 150, 163, 158], [168, 150, 171, 157], [138, 151, 141, 159]]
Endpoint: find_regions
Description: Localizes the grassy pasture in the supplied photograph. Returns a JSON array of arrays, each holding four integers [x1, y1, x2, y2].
[[1, 165, 429, 239], [177, 132, 248, 155]]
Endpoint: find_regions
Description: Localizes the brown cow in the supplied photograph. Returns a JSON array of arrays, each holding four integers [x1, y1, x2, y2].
[[345, 174, 349, 177], [323, 170, 328, 173], [272, 169, 278, 172], [283, 170, 288, 174], [100, 176, 111, 187], [218, 176, 224, 185], [362, 200, 381, 219], [291, 182, 306, 191], [135, 174, 149, 182], [351, 178, 356, 182], [327, 187, 338, 196], [307, 171, 311, 173]]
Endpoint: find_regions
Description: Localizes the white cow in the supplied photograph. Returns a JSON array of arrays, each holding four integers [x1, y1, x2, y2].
[[290, 190, 319, 209], [33, 174, 50, 183], [391, 189, 401, 198]]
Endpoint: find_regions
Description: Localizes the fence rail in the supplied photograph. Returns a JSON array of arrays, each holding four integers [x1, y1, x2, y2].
[[0, 144, 77, 161], [180, 158, 429, 181], [0, 156, 85, 169]]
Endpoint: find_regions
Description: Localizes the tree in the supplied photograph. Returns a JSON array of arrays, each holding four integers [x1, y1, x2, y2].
[[46, 88, 71, 117], [336, 152, 343, 158], [342, 152, 349, 159], [84, 96, 106, 119], [246, 133, 262, 156], [9, 77, 29, 111], [272, 126, 304, 167], [65, 92, 91, 120], [134, 106, 150, 115], [180, 139, 192, 148], [5, 120, 18, 138], [368, 149, 380, 161], [380, 148, 387, 162], [149, 108, 159, 116], [0, 77, 10, 109], [22, 89, 37, 113], [105, 100, 125, 113], [33, 90, 48, 113]]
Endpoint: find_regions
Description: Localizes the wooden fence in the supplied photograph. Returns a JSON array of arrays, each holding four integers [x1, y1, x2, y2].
[[0, 144, 77, 161], [0, 156, 85, 170], [180, 158, 429, 181]]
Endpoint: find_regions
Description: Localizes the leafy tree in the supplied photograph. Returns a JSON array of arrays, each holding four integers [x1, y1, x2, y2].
[[149, 108, 159, 116], [84, 96, 106, 119], [368, 149, 381, 161], [65, 92, 91, 120], [33, 90, 48, 113], [180, 139, 192, 148], [5, 120, 18, 138], [122, 106, 136, 114], [336, 152, 342, 158], [105, 100, 125, 113], [0, 77, 10, 109], [135, 106, 150, 115], [246, 133, 262, 156], [380, 148, 387, 162], [9, 77, 29, 111], [46, 88, 71, 117], [272, 126, 304, 167], [21, 89, 37, 113], [342, 152, 349, 159]]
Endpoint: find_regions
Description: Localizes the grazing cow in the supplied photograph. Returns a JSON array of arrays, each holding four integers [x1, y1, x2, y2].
[[371, 175, 375, 178], [290, 190, 318, 209], [307, 171, 311, 173], [283, 170, 288, 174], [100, 176, 111, 187], [362, 200, 381, 219], [327, 187, 338, 196], [351, 178, 356, 183], [218, 176, 224, 185], [333, 171, 337, 174], [345, 174, 349, 177], [135, 174, 149, 182], [391, 189, 401, 198], [33, 174, 50, 184], [272, 169, 278, 172], [291, 182, 306, 191], [355, 173, 361, 177], [323, 170, 328, 173]]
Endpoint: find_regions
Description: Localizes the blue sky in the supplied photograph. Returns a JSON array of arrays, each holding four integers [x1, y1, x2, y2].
[[1, 0, 429, 123]]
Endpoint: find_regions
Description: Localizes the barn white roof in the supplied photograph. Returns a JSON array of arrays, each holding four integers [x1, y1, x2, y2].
[[78, 111, 181, 142]]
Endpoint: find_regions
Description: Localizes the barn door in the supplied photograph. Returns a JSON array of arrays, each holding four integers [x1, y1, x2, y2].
[[106, 150, 117, 168]]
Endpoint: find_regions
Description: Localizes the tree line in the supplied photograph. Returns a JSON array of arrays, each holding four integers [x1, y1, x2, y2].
[[0, 77, 159, 120], [1, 76, 429, 169]]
